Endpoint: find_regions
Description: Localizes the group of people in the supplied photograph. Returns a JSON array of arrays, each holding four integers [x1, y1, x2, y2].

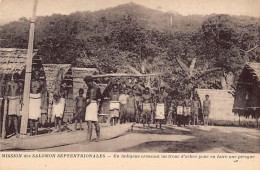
[[0, 71, 211, 143], [0, 70, 49, 138], [173, 95, 211, 127]]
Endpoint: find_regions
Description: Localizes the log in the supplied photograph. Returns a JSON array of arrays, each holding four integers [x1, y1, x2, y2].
[[91, 73, 160, 78]]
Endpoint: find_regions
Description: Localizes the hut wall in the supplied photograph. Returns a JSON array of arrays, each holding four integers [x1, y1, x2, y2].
[[195, 89, 253, 121]]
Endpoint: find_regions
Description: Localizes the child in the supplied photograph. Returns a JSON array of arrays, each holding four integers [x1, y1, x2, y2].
[[73, 88, 86, 130]]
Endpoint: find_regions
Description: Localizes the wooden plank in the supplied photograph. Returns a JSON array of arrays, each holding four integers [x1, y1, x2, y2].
[[1, 99, 7, 139], [20, 0, 38, 137]]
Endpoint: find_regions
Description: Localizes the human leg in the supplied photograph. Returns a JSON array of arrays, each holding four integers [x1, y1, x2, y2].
[[13, 116, 19, 137], [93, 121, 100, 142], [74, 119, 78, 130], [29, 119, 34, 136], [87, 121, 92, 142], [80, 119, 83, 130], [35, 120, 39, 135]]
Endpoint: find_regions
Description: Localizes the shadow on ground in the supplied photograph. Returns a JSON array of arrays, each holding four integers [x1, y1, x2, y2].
[[118, 125, 260, 153]]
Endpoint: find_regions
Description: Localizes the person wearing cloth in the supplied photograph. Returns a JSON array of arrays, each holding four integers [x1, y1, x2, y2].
[[155, 87, 166, 129], [119, 88, 129, 123], [5, 73, 23, 138], [176, 96, 184, 126], [73, 88, 86, 130], [203, 95, 211, 126], [110, 84, 120, 126], [192, 96, 200, 125], [141, 87, 153, 128], [184, 95, 192, 126], [127, 90, 136, 122], [28, 70, 46, 136], [84, 76, 102, 143], [52, 81, 67, 132]]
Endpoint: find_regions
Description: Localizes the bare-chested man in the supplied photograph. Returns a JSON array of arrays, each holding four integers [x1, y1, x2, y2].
[[142, 87, 153, 128], [203, 95, 211, 126], [29, 70, 46, 136], [184, 95, 192, 126], [126, 90, 137, 122], [155, 87, 166, 129], [84, 76, 101, 143], [176, 96, 185, 126], [5, 73, 23, 138], [110, 84, 120, 126]]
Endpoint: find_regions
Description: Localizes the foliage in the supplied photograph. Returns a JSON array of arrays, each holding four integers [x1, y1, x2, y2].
[[0, 3, 259, 95]]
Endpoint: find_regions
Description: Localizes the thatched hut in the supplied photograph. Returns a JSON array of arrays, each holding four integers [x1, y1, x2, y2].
[[233, 62, 260, 127], [42, 64, 73, 123]]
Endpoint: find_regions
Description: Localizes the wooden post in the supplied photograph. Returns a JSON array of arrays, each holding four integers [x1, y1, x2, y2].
[[20, 0, 38, 137], [1, 99, 8, 139], [255, 109, 259, 128]]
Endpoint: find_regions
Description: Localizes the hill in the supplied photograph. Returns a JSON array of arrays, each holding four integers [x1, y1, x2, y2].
[[0, 3, 259, 91]]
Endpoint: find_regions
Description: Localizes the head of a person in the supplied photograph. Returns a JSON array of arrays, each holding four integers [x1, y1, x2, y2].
[[13, 73, 20, 82], [79, 88, 84, 95], [160, 87, 165, 94], [113, 84, 118, 92], [205, 95, 209, 100], [53, 93, 60, 102], [124, 88, 128, 94], [33, 70, 40, 80], [84, 76, 93, 87], [145, 87, 149, 94], [61, 82, 67, 89], [129, 90, 133, 96]]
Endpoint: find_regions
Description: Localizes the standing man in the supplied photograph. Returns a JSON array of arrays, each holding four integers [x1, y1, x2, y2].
[[184, 95, 192, 126], [203, 95, 211, 126], [119, 89, 129, 123], [141, 87, 153, 128], [29, 70, 46, 136], [5, 73, 23, 138], [192, 96, 200, 125], [176, 96, 184, 126], [110, 84, 120, 126], [155, 87, 166, 129], [127, 90, 136, 122], [84, 76, 101, 143]]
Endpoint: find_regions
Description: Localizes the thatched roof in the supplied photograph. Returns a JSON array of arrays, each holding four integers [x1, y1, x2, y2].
[[246, 62, 260, 81], [43, 64, 71, 93], [0, 48, 38, 75]]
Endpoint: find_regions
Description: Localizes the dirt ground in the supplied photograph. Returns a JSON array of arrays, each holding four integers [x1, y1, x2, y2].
[[32, 123, 259, 153]]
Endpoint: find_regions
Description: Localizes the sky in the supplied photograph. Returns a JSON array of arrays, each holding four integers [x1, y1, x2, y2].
[[0, 0, 259, 24]]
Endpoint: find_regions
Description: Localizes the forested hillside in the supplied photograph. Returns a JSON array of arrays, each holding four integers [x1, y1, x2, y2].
[[0, 3, 259, 92]]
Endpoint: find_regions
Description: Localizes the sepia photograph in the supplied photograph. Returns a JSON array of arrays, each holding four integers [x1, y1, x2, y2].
[[0, 0, 259, 158]]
